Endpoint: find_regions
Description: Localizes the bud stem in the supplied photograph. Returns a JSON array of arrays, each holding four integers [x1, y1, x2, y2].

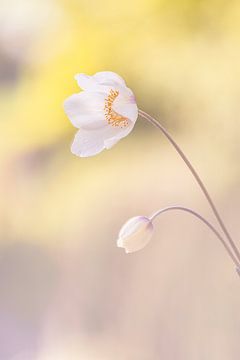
[[150, 206, 239, 268]]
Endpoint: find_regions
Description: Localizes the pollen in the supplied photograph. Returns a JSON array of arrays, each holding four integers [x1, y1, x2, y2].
[[104, 89, 129, 128]]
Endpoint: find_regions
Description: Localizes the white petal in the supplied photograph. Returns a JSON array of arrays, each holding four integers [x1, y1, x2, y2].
[[104, 121, 135, 149], [64, 92, 106, 129], [71, 125, 126, 157], [71, 129, 105, 157], [93, 71, 126, 87], [119, 216, 150, 238], [113, 85, 138, 124], [74, 72, 125, 92], [74, 74, 99, 90]]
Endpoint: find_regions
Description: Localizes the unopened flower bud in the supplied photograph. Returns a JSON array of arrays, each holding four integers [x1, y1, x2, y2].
[[117, 216, 154, 253]]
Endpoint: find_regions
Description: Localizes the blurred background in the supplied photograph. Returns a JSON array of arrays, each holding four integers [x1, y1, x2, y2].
[[0, 0, 240, 359]]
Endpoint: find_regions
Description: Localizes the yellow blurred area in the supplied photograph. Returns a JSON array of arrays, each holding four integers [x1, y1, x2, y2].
[[0, 0, 240, 359]]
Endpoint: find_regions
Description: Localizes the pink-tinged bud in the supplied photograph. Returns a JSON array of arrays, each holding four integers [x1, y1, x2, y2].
[[117, 216, 154, 253]]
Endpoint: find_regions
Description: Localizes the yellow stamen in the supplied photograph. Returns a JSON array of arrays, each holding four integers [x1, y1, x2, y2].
[[104, 89, 129, 128]]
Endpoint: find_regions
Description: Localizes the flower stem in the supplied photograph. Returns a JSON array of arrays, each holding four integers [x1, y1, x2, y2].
[[139, 109, 240, 264], [150, 206, 239, 268]]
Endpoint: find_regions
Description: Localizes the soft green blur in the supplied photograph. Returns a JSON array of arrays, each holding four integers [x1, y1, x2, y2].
[[0, 0, 240, 359]]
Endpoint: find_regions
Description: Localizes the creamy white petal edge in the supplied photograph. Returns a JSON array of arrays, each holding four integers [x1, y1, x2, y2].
[[64, 71, 138, 157]]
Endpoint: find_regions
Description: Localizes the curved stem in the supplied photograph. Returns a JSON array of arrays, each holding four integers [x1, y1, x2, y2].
[[139, 109, 240, 263], [150, 206, 239, 268]]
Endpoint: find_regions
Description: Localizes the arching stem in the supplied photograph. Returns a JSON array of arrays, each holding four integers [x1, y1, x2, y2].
[[150, 206, 239, 268], [139, 109, 240, 264]]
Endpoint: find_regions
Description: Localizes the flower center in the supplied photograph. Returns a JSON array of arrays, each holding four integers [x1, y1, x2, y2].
[[104, 89, 129, 128]]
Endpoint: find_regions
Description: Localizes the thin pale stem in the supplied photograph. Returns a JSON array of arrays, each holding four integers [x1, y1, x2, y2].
[[139, 109, 240, 263], [150, 206, 239, 268]]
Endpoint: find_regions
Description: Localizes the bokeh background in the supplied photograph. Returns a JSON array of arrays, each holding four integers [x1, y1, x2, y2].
[[0, 0, 240, 359]]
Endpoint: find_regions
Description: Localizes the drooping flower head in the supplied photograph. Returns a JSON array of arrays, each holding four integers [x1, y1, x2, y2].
[[64, 71, 138, 157], [117, 216, 154, 253]]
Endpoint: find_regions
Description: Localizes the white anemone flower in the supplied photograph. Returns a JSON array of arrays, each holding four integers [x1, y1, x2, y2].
[[64, 71, 138, 157], [117, 216, 154, 253]]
